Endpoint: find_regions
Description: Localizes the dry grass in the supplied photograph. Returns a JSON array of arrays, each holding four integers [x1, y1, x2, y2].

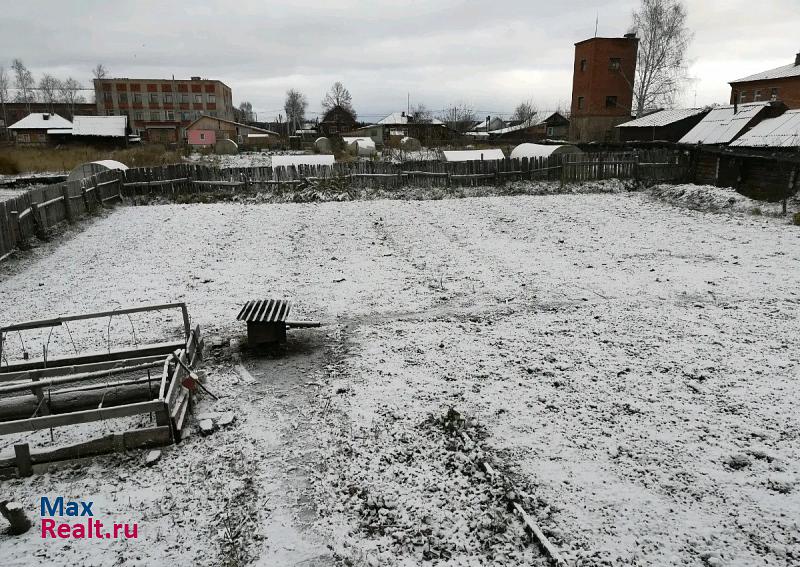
[[0, 145, 187, 174]]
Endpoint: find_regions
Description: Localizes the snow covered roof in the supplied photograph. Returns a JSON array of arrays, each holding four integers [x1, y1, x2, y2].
[[377, 112, 444, 125], [72, 115, 127, 137], [47, 128, 73, 135], [9, 113, 72, 130], [510, 143, 582, 159], [729, 109, 800, 148], [271, 155, 335, 167], [678, 102, 771, 145], [442, 149, 505, 162], [618, 108, 708, 128], [731, 61, 800, 83]]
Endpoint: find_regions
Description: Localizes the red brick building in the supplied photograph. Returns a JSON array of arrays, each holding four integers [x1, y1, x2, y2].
[[570, 34, 639, 142], [729, 53, 800, 109], [93, 77, 234, 143]]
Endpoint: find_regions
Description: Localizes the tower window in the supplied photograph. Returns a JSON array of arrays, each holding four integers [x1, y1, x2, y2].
[[580, 59, 587, 72], [578, 96, 584, 110], [605, 96, 618, 108], [609, 58, 621, 71]]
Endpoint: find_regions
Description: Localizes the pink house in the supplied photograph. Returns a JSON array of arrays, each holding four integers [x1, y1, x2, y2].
[[187, 129, 216, 146]]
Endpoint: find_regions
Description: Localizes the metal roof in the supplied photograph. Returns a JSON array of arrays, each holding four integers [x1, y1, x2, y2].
[[731, 62, 800, 83], [9, 113, 72, 130], [729, 109, 800, 148], [72, 116, 127, 137], [237, 299, 292, 323], [442, 149, 505, 162], [678, 102, 770, 145], [618, 108, 708, 128], [377, 112, 444, 125]]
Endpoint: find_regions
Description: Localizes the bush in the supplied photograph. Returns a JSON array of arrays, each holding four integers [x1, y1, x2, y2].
[[750, 207, 763, 216], [793, 212, 800, 226]]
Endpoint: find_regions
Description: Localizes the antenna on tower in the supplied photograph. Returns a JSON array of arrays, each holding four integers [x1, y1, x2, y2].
[[595, 13, 599, 37]]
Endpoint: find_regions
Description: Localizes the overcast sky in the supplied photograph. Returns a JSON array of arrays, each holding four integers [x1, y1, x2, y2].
[[1, 0, 797, 121]]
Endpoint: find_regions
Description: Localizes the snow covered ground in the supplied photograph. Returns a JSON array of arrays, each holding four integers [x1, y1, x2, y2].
[[0, 187, 799, 566]]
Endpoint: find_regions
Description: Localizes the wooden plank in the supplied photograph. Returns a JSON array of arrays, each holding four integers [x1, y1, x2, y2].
[[1, 302, 188, 332], [0, 400, 166, 435], [0, 354, 167, 384], [0, 360, 164, 395], [0, 340, 185, 373]]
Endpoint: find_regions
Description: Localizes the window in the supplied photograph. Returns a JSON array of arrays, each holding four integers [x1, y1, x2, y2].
[[133, 93, 142, 103], [547, 127, 554, 136], [166, 110, 175, 120], [194, 94, 202, 103], [577, 96, 584, 110], [164, 94, 173, 103], [106, 110, 115, 116], [771, 88, 779, 101], [181, 94, 189, 104], [150, 111, 161, 121], [580, 59, 587, 72], [181, 111, 191, 121], [605, 96, 618, 108], [739, 91, 747, 103], [609, 58, 621, 71], [134, 111, 143, 121], [149, 93, 159, 104], [209, 111, 217, 117], [207, 94, 216, 103], [199, 133, 205, 140], [103, 91, 113, 102], [118, 92, 128, 104], [754, 90, 761, 101]]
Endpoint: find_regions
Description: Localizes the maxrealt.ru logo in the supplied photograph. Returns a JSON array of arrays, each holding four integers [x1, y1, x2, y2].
[[40, 497, 138, 539]]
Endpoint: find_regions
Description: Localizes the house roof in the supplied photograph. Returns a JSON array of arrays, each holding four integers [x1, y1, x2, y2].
[[729, 109, 800, 148], [377, 112, 444, 125], [185, 115, 278, 135], [9, 113, 72, 130], [678, 102, 772, 145], [618, 108, 708, 128], [730, 61, 800, 83], [72, 115, 127, 137]]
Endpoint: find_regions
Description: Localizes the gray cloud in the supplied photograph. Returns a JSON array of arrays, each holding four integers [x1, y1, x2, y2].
[[1, 0, 796, 120]]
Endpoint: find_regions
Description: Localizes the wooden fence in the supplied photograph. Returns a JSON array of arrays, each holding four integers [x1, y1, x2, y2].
[[0, 149, 688, 261]]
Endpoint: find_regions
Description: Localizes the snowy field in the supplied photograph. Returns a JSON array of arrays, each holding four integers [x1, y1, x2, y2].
[[0, 187, 799, 566]]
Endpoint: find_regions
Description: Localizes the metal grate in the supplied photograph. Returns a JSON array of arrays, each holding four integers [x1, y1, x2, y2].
[[236, 299, 293, 323]]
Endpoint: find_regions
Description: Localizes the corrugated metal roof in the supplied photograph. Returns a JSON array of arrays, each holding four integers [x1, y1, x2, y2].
[[730, 109, 800, 148], [678, 102, 770, 145], [237, 299, 292, 323], [731, 62, 800, 83], [618, 108, 708, 128], [9, 113, 72, 130], [442, 149, 505, 162], [72, 116, 127, 137]]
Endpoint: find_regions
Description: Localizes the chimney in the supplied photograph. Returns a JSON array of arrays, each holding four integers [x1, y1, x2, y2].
[[624, 32, 637, 39], [796, 52, 800, 66], [733, 93, 738, 114]]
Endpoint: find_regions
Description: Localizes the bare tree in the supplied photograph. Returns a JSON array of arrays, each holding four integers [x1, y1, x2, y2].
[[512, 100, 538, 125], [59, 77, 85, 118], [0, 66, 9, 139], [11, 59, 36, 110], [438, 102, 475, 133], [284, 89, 308, 134], [238, 101, 254, 122], [411, 103, 432, 123], [321, 82, 354, 114], [92, 64, 108, 81], [39, 74, 61, 113], [628, 0, 692, 115]]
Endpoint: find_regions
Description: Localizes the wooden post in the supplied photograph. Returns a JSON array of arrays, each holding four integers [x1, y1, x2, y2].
[[9, 210, 20, 248], [14, 444, 33, 477], [30, 202, 45, 239], [61, 185, 74, 223]]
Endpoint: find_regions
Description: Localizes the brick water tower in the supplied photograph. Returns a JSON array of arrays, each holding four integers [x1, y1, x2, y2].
[[569, 33, 639, 143]]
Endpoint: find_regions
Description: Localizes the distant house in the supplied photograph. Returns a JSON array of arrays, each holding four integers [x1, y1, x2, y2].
[[185, 115, 278, 147], [463, 113, 570, 144], [729, 52, 800, 109], [319, 105, 357, 136], [368, 111, 452, 146], [537, 112, 571, 140], [678, 101, 786, 146], [617, 108, 710, 143], [470, 116, 506, 132], [8, 113, 72, 145], [1, 102, 95, 140]]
